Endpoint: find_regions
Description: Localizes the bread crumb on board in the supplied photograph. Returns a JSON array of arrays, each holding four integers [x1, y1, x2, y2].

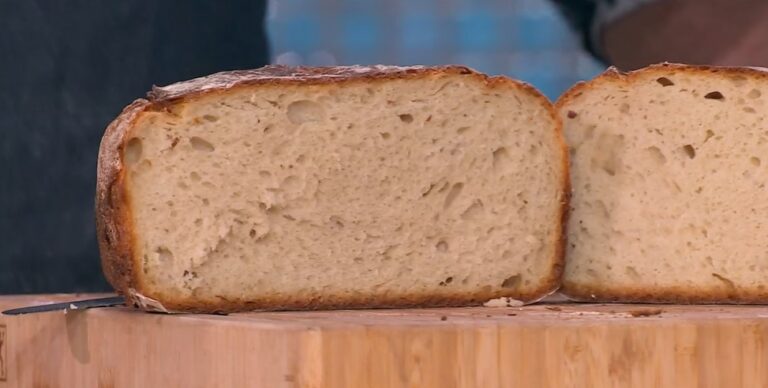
[[483, 297, 524, 307]]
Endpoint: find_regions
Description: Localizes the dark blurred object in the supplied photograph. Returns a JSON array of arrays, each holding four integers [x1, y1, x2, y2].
[[602, 0, 768, 70], [0, 1, 269, 293], [549, 0, 601, 61], [552, 0, 768, 70]]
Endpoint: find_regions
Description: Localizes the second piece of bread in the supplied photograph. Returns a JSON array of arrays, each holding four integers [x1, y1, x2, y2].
[[558, 63, 768, 303]]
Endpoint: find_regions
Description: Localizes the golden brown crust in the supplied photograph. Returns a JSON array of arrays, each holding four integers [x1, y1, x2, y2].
[[148, 65, 476, 103], [555, 62, 768, 110], [96, 99, 150, 298], [97, 64, 567, 313], [557, 62, 768, 303], [138, 288, 558, 314], [561, 280, 768, 304]]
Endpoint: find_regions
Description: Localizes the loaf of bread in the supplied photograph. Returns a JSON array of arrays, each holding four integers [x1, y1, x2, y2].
[[558, 63, 768, 303], [96, 65, 568, 313]]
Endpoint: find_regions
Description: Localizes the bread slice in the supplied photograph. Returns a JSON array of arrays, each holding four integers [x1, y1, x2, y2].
[[97, 65, 568, 313], [558, 63, 768, 303]]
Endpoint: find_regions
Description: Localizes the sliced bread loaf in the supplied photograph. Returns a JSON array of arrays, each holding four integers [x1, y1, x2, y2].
[[97, 65, 568, 313], [558, 63, 768, 303]]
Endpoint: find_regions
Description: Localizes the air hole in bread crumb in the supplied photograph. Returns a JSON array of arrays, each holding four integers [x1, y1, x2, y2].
[[156, 247, 173, 263], [593, 200, 610, 219], [124, 138, 143, 166], [645, 146, 667, 165], [748, 89, 762, 99], [287, 100, 325, 124], [259, 170, 271, 178], [656, 77, 674, 86], [190, 137, 215, 152], [457, 126, 470, 134], [704, 129, 715, 143], [492, 147, 509, 170], [136, 159, 152, 173], [329, 215, 344, 228], [202, 198, 210, 206], [436, 240, 448, 252], [443, 183, 464, 209], [619, 103, 630, 113], [751, 157, 761, 167], [712, 273, 735, 289], [590, 133, 624, 176], [704, 91, 724, 100], [625, 266, 641, 280], [421, 183, 435, 197], [194, 218, 202, 226], [202, 114, 218, 122], [682, 145, 696, 159], [501, 274, 521, 288], [263, 125, 274, 134], [190, 171, 201, 181], [380, 132, 391, 140], [398, 114, 413, 123], [439, 276, 454, 286], [744, 107, 757, 113], [461, 200, 485, 220]]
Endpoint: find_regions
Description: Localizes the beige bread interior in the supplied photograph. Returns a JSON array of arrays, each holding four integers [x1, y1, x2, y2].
[[121, 72, 565, 309], [560, 65, 768, 301]]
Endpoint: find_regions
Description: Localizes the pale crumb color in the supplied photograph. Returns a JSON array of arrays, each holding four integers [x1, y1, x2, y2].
[[562, 66, 768, 299], [123, 72, 564, 307]]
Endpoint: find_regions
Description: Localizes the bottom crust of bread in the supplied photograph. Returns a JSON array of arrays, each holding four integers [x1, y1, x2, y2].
[[126, 283, 560, 314]]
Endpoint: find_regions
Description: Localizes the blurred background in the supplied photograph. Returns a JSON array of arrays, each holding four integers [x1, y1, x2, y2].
[[267, 0, 604, 100]]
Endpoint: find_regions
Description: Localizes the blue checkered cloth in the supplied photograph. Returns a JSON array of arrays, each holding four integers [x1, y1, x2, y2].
[[268, 0, 606, 99]]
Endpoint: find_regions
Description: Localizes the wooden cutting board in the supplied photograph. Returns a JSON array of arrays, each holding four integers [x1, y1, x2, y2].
[[1, 294, 768, 388]]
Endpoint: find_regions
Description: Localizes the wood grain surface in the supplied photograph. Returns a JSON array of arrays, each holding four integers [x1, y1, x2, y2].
[[1, 294, 768, 387]]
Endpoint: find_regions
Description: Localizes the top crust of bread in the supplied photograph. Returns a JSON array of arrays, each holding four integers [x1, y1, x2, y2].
[[557, 63, 768, 303], [96, 65, 568, 312], [556, 63, 768, 110]]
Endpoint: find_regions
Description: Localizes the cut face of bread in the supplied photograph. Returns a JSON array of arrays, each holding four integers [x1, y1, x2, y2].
[[559, 63, 768, 303], [97, 65, 567, 312]]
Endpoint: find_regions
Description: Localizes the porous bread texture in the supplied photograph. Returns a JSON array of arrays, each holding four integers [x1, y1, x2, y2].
[[98, 65, 567, 312], [559, 63, 768, 303]]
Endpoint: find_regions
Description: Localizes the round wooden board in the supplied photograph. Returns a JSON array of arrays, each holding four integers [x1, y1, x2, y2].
[[1, 294, 767, 387]]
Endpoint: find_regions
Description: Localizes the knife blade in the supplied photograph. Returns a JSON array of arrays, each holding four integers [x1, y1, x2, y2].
[[2, 296, 126, 315]]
